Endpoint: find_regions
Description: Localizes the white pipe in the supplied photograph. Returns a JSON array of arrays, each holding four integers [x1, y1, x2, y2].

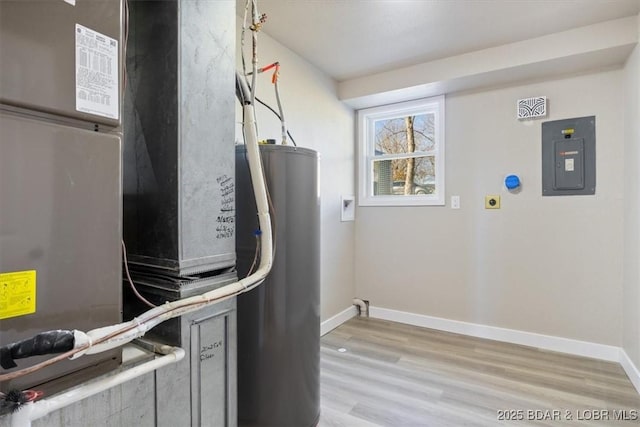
[[9, 347, 185, 427], [353, 298, 369, 317], [250, 0, 258, 104]]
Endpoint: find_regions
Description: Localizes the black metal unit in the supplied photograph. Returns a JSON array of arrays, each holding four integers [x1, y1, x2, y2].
[[123, 0, 236, 276], [235, 145, 321, 427]]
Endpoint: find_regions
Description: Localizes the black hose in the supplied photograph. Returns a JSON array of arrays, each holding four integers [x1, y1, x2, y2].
[[255, 96, 298, 146], [0, 330, 75, 369]]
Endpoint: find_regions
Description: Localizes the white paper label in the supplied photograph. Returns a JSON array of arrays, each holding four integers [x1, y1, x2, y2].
[[75, 24, 119, 120], [565, 158, 575, 172], [63, 0, 76, 5]]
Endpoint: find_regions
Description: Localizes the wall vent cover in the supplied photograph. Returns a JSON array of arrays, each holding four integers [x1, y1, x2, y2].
[[517, 96, 547, 119]]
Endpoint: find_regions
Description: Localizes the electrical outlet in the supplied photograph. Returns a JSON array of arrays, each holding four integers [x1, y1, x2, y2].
[[451, 195, 460, 209], [485, 195, 501, 209]]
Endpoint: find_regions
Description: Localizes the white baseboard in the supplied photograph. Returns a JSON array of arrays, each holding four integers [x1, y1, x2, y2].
[[321, 305, 358, 336], [369, 306, 621, 362], [620, 349, 640, 394]]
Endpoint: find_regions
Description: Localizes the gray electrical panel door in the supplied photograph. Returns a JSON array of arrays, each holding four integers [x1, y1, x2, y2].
[[542, 116, 596, 196]]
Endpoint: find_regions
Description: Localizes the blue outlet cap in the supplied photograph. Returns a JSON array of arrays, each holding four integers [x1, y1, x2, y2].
[[505, 175, 521, 190]]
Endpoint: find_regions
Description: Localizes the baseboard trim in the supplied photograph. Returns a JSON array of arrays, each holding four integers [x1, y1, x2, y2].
[[321, 304, 640, 394], [321, 306, 358, 336], [369, 306, 621, 362], [620, 349, 640, 394]]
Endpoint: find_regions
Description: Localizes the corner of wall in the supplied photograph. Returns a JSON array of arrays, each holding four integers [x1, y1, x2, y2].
[[622, 37, 640, 371]]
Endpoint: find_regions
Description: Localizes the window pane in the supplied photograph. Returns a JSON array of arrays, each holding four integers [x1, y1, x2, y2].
[[373, 156, 435, 196], [374, 113, 435, 156]]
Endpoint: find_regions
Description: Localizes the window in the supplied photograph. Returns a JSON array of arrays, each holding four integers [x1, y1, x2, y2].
[[358, 96, 445, 206]]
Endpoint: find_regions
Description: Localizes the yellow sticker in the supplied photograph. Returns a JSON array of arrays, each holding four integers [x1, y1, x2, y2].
[[0, 270, 36, 320]]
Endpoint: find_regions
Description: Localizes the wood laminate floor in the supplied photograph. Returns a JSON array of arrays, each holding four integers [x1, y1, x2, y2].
[[318, 317, 640, 427]]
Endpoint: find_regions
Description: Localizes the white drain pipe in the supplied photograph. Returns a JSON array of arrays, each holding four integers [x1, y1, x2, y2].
[[353, 298, 369, 317], [7, 346, 184, 427]]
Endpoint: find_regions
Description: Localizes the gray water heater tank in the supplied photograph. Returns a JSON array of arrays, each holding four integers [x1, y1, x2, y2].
[[235, 144, 321, 427]]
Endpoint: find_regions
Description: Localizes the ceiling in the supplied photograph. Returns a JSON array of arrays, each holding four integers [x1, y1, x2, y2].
[[238, 0, 640, 82]]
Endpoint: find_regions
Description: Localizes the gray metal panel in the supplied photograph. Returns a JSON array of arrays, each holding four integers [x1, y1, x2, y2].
[[0, 0, 122, 127], [30, 371, 155, 427], [122, 273, 237, 427], [179, 0, 236, 268], [0, 111, 122, 392], [236, 145, 321, 427], [123, 0, 236, 275], [152, 299, 237, 427], [190, 311, 232, 427], [542, 116, 596, 196]]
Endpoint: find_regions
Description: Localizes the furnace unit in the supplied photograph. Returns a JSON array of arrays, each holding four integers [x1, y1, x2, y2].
[[0, 0, 123, 393]]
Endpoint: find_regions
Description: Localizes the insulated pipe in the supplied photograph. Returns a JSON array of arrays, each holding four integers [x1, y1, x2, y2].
[[274, 77, 287, 145], [250, 0, 258, 104], [8, 347, 185, 427]]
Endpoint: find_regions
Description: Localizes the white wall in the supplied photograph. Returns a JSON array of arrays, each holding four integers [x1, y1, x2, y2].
[[235, 22, 356, 321], [355, 70, 625, 346], [623, 19, 640, 366]]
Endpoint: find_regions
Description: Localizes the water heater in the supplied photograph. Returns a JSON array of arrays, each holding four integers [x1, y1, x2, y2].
[[235, 144, 321, 427]]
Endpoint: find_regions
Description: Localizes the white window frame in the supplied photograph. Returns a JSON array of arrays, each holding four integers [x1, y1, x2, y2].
[[358, 96, 445, 206]]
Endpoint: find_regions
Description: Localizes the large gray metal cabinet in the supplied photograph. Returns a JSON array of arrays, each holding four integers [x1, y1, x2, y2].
[[123, 0, 236, 275], [0, 0, 123, 393]]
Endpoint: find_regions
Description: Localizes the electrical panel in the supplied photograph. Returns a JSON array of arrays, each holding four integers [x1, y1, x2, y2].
[[542, 116, 595, 196]]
